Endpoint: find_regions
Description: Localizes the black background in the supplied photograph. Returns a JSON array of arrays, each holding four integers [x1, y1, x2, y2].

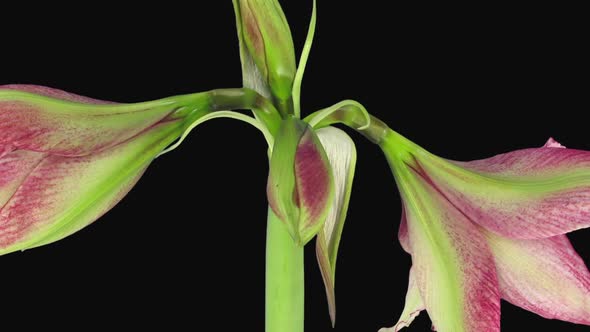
[[1, 2, 589, 331]]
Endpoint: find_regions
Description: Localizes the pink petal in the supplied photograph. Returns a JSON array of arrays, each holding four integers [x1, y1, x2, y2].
[[389, 161, 501, 331], [485, 230, 590, 325], [0, 150, 46, 209], [415, 139, 590, 239], [0, 120, 183, 254], [295, 128, 332, 231], [0, 85, 178, 156], [266, 119, 333, 245], [543, 137, 566, 148], [0, 84, 115, 104]]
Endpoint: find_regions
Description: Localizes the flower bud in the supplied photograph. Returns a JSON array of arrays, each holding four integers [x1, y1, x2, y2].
[[267, 117, 334, 245], [238, 0, 296, 104]]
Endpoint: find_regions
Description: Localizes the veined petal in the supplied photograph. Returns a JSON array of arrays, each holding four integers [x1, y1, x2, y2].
[[294, 126, 333, 243], [0, 120, 184, 255], [382, 140, 501, 331], [392, 132, 590, 239], [485, 230, 590, 325], [0, 85, 189, 156], [313, 126, 356, 325], [379, 268, 425, 332]]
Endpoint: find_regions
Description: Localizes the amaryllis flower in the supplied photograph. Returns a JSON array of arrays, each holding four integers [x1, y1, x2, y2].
[[378, 130, 590, 331], [0, 84, 280, 256], [0, 85, 191, 255]]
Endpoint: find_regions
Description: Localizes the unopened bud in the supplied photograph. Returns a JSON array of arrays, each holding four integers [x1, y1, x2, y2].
[[267, 117, 334, 245], [238, 0, 296, 104]]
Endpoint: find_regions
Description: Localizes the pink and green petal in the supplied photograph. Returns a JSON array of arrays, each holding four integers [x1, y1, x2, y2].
[[313, 126, 356, 325], [379, 268, 425, 332], [295, 128, 334, 242], [0, 85, 198, 156], [485, 230, 590, 325], [267, 118, 334, 245], [0, 120, 184, 255], [408, 136, 590, 239], [396, 168, 500, 331], [382, 138, 501, 331]]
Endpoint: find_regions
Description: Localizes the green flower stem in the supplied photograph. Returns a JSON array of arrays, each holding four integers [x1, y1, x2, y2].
[[209, 88, 282, 135], [172, 88, 282, 135], [274, 96, 295, 118], [266, 208, 304, 332], [377, 124, 423, 158], [358, 115, 389, 144], [305, 99, 390, 144]]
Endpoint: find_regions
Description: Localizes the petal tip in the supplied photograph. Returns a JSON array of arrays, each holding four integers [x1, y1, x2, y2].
[[543, 137, 566, 148]]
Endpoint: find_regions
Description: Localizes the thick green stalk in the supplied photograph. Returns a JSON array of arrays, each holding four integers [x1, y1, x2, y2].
[[266, 208, 304, 332]]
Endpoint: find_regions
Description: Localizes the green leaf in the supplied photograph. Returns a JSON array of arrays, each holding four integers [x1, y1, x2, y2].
[[292, 0, 317, 118]]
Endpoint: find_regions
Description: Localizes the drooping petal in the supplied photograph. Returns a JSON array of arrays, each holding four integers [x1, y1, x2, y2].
[[381, 138, 501, 331], [0, 120, 184, 255], [313, 126, 356, 325], [485, 230, 590, 325], [408, 135, 590, 239], [0, 85, 190, 156], [379, 267, 425, 332]]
